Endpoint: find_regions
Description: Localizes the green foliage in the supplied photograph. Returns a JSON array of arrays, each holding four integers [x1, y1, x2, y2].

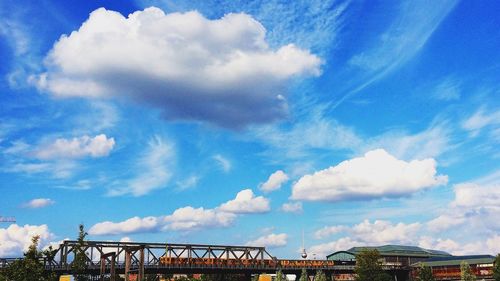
[[0, 235, 57, 281], [276, 269, 288, 281], [314, 270, 327, 281], [354, 249, 392, 281], [494, 254, 500, 281], [299, 268, 308, 281], [252, 274, 260, 281], [418, 264, 435, 281], [460, 261, 476, 281], [72, 224, 90, 281]]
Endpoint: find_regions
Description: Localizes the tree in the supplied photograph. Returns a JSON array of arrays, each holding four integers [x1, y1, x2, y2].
[[417, 264, 435, 281], [276, 269, 287, 281], [0, 235, 56, 281], [494, 254, 500, 281], [314, 270, 327, 281], [299, 268, 308, 281], [355, 249, 392, 281], [72, 224, 89, 281], [460, 261, 476, 281]]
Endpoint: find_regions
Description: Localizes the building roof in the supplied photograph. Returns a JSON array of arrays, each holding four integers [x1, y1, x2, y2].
[[327, 251, 356, 261], [411, 255, 495, 267], [345, 245, 451, 257]]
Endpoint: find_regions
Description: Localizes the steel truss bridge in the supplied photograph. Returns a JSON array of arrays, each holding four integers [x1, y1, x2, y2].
[[0, 240, 408, 281]]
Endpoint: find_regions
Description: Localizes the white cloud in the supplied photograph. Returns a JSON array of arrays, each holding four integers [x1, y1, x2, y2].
[[6, 160, 77, 179], [365, 124, 453, 161], [427, 181, 500, 232], [89, 216, 160, 235], [462, 108, 500, 137], [432, 77, 461, 101], [0, 224, 54, 257], [246, 233, 288, 248], [252, 110, 362, 160], [7, 162, 51, 174], [426, 214, 465, 232], [0, 3, 42, 88], [310, 220, 421, 258], [3, 140, 30, 154], [108, 136, 174, 196], [22, 198, 55, 209], [212, 154, 231, 172], [314, 226, 347, 239], [350, 220, 421, 244], [120, 237, 132, 243], [36, 7, 321, 128], [281, 202, 303, 214], [176, 175, 199, 191], [88, 207, 236, 235], [89, 189, 274, 235], [309, 237, 363, 259], [418, 236, 486, 256], [291, 149, 447, 201], [34, 134, 115, 159], [259, 170, 289, 193], [163, 207, 236, 231], [218, 189, 270, 214], [486, 235, 500, 254]]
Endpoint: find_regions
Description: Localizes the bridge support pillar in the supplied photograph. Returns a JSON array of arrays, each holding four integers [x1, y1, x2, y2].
[[125, 251, 131, 281], [139, 247, 144, 281], [100, 252, 116, 281], [110, 254, 116, 281]]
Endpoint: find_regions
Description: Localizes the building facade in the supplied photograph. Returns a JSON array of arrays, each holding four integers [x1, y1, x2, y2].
[[410, 255, 495, 281], [326, 245, 452, 281]]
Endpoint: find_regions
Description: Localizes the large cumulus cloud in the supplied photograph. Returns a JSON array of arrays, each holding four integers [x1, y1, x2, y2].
[[291, 149, 447, 201], [35, 7, 322, 128]]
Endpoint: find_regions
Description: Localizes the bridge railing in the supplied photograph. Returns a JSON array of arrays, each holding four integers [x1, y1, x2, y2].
[[46, 240, 276, 270]]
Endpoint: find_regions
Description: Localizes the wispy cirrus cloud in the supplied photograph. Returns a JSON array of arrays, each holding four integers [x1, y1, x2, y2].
[[330, 0, 458, 109], [431, 77, 461, 101], [212, 154, 231, 173], [462, 107, 500, 138], [108, 136, 175, 197]]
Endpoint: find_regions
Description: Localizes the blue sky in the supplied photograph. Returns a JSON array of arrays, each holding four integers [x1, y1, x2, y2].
[[1, 0, 499, 258]]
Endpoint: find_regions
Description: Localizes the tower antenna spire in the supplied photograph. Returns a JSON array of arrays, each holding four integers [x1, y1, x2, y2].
[[301, 229, 307, 259]]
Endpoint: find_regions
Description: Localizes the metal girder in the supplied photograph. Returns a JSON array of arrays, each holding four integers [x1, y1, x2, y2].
[[38, 240, 406, 277]]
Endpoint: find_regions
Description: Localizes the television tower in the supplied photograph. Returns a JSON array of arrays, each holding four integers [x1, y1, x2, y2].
[[301, 229, 307, 259]]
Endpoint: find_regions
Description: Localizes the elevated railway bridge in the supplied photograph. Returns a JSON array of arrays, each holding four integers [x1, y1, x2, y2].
[[0, 240, 409, 280]]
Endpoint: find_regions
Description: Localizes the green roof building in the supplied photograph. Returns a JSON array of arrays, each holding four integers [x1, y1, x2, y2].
[[327, 245, 451, 267]]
